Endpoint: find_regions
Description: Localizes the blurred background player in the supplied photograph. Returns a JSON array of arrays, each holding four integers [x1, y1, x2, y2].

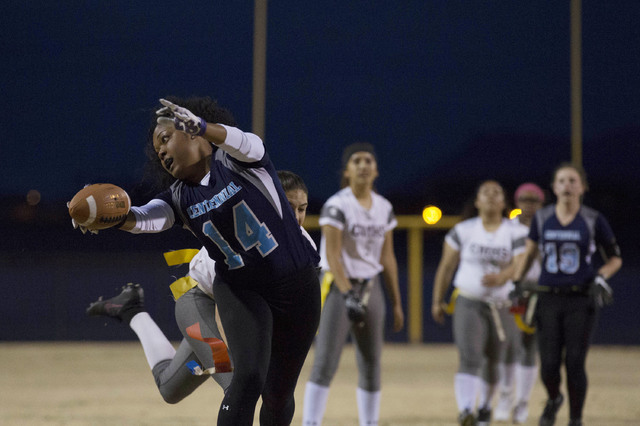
[[431, 180, 526, 426], [513, 163, 622, 426], [76, 96, 320, 426], [85, 170, 313, 406], [494, 183, 545, 423], [302, 142, 404, 426]]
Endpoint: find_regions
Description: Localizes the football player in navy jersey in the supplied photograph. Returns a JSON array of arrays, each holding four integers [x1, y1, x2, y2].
[[513, 163, 622, 426], [109, 96, 320, 426], [84, 170, 316, 414]]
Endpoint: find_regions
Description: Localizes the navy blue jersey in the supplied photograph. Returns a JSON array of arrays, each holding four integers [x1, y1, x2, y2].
[[529, 204, 618, 288], [155, 146, 319, 285]]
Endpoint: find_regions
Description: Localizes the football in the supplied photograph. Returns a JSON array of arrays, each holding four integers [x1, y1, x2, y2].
[[68, 183, 131, 230]]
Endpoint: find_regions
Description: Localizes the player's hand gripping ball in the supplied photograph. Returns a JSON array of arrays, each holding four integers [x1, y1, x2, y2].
[[68, 184, 130, 232]]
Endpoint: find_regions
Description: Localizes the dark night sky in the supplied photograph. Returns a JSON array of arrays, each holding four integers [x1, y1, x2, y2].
[[1, 3, 637, 193], [1, 2, 639, 232]]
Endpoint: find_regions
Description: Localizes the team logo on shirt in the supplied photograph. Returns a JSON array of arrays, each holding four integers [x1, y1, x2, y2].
[[544, 230, 581, 241], [469, 243, 511, 262], [187, 181, 242, 219], [350, 224, 386, 238]]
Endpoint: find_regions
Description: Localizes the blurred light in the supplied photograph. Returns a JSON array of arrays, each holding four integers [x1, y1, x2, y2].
[[26, 190, 41, 206], [509, 208, 522, 220], [422, 205, 442, 225]]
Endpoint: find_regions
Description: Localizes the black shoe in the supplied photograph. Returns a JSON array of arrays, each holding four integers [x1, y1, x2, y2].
[[477, 407, 491, 426], [459, 409, 477, 426], [568, 419, 582, 426], [87, 283, 144, 324], [539, 394, 564, 426]]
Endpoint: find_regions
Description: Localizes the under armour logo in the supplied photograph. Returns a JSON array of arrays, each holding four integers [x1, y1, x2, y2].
[[222, 405, 230, 411]]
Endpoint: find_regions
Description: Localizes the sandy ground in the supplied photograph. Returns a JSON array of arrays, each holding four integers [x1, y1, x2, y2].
[[1, 342, 639, 425]]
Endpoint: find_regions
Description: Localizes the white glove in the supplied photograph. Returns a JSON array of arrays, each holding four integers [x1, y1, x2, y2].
[[591, 275, 614, 307], [67, 201, 99, 235], [156, 98, 207, 136]]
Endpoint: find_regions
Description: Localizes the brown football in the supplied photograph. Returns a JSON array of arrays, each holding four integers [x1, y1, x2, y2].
[[68, 184, 131, 230]]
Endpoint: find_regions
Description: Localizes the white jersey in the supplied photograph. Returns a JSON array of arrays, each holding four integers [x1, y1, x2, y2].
[[446, 217, 527, 301], [188, 226, 316, 298], [319, 187, 397, 279], [188, 247, 216, 298], [512, 216, 541, 286]]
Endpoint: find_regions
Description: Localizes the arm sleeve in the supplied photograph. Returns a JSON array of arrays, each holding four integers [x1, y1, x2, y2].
[[512, 222, 528, 255], [217, 124, 265, 163], [127, 199, 175, 233], [300, 226, 317, 251], [318, 201, 345, 230], [595, 214, 622, 258], [444, 226, 461, 251]]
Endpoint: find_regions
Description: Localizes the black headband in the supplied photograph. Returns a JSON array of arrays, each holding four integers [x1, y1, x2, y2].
[[341, 142, 376, 169]]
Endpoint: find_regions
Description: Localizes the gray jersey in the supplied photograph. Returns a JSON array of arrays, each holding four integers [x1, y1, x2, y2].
[[318, 187, 396, 279]]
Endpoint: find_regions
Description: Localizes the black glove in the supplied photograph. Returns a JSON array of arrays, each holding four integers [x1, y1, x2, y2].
[[344, 290, 366, 323], [590, 275, 614, 308], [508, 280, 526, 312]]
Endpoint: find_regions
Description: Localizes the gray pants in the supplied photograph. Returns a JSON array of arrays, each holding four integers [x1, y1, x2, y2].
[[453, 295, 516, 384], [152, 286, 232, 403], [308, 276, 385, 391], [501, 313, 537, 367]]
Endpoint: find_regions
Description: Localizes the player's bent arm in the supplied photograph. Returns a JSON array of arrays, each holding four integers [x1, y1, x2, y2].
[[119, 199, 176, 234], [598, 255, 622, 280], [513, 238, 538, 282], [322, 224, 352, 294], [380, 230, 404, 332], [432, 241, 460, 324]]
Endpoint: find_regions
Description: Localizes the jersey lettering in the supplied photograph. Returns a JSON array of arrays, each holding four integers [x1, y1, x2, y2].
[[202, 201, 279, 270], [544, 242, 580, 274], [233, 200, 278, 256], [203, 221, 244, 270], [187, 181, 242, 219]]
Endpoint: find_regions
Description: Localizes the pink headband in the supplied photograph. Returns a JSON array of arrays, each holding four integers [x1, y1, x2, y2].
[[514, 183, 545, 203]]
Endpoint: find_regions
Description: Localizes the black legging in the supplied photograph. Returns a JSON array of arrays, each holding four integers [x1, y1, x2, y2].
[[535, 292, 598, 421], [213, 266, 321, 426]]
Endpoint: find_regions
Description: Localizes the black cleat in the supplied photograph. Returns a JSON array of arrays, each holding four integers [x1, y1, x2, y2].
[[539, 394, 563, 426], [459, 409, 477, 426], [477, 407, 491, 426], [87, 283, 144, 324]]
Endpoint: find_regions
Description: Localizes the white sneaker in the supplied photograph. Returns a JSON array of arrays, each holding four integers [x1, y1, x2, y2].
[[493, 393, 512, 422], [512, 400, 529, 424]]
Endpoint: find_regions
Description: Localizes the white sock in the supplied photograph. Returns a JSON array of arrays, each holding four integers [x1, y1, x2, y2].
[[515, 364, 538, 403], [356, 387, 381, 426], [477, 379, 496, 409], [498, 362, 516, 396], [302, 381, 330, 426], [129, 312, 176, 369], [454, 373, 481, 412]]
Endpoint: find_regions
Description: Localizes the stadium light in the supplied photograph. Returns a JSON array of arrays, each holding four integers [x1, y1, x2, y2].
[[422, 205, 442, 225]]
